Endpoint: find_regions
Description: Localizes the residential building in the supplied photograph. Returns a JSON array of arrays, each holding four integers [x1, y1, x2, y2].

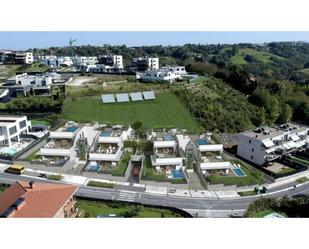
[[98, 55, 123, 67], [161, 65, 187, 76], [0, 51, 33, 64], [83, 55, 124, 73], [190, 134, 231, 175], [149, 131, 184, 174], [88, 125, 133, 168], [0, 181, 78, 218], [136, 69, 181, 83], [131, 57, 159, 72], [237, 123, 309, 166], [36, 122, 80, 166], [0, 115, 31, 147], [40, 56, 73, 67], [73, 56, 98, 67]]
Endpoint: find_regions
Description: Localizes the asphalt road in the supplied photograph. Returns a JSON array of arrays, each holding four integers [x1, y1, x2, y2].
[[1, 172, 309, 217]]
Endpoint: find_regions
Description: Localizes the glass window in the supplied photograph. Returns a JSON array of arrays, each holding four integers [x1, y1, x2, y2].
[[19, 120, 27, 129], [9, 126, 17, 136]]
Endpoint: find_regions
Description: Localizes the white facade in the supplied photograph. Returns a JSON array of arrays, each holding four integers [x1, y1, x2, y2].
[[161, 65, 187, 76], [41, 56, 73, 67], [132, 57, 159, 71], [137, 70, 181, 83], [74, 56, 98, 66], [237, 124, 309, 166], [24, 52, 34, 64], [0, 116, 31, 147]]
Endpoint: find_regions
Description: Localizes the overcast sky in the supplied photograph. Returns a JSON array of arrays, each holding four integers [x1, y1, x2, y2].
[[0, 31, 309, 50]]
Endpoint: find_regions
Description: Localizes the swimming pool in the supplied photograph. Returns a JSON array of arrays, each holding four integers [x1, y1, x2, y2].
[[87, 164, 101, 172], [100, 131, 112, 137], [196, 138, 208, 145], [0, 147, 18, 155], [66, 126, 78, 132], [163, 134, 174, 141], [171, 170, 185, 179], [233, 168, 247, 177]]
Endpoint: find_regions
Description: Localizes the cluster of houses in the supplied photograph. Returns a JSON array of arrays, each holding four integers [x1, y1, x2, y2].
[[0, 50, 33, 65]]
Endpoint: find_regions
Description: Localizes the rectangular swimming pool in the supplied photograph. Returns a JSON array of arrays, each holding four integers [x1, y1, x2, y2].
[[171, 170, 185, 179], [87, 164, 101, 172], [66, 126, 78, 132], [233, 168, 247, 177], [163, 134, 174, 141], [100, 131, 112, 137], [196, 138, 208, 145]]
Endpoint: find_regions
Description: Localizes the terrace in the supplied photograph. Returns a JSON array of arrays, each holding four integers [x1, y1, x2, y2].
[[43, 138, 73, 149]]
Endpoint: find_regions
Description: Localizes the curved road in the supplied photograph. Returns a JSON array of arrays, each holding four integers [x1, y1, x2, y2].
[[1, 172, 309, 217]]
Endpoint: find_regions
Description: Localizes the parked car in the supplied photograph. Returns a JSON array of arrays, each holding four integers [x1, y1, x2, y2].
[[39, 173, 47, 178]]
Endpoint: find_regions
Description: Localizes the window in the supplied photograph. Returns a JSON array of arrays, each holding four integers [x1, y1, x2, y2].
[[252, 148, 254, 152], [19, 120, 27, 129], [249, 140, 251, 143], [251, 155, 253, 160], [9, 126, 17, 136]]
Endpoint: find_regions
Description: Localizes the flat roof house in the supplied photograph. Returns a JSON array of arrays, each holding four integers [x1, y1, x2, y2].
[[131, 57, 159, 72], [137, 69, 182, 83], [0, 115, 31, 148], [0, 181, 78, 218], [36, 122, 80, 166], [237, 123, 309, 166], [149, 131, 184, 174], [191, 134, 231, 175], [88, 125, 133, 169]]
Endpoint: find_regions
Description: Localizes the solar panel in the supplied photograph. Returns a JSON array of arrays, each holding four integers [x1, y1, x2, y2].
[[130, 92, 143, 102], [116, 93, 129, 102], [143, 91, 155, 100], [101, 94, 115, 103]]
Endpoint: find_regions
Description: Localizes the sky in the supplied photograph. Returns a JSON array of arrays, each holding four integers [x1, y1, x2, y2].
[[0, 32, 309, 50]]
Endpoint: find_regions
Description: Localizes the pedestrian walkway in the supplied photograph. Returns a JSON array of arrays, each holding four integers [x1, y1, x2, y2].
[[116, 190, 138, 202]]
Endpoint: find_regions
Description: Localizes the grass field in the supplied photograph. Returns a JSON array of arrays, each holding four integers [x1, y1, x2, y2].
[[62, 92, 201, 131], [229, 48, 284, 65], [76, 199, 185, 218]]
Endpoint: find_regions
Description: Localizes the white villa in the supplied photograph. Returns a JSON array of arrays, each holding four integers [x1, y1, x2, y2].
[[88, 126, 133, 168]]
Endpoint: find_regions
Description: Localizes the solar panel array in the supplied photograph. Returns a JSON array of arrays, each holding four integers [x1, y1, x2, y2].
[[143, 91, 155, 100], [116, 93, 129, 103], [101, 94, 115, 103], [130, 92, 143, 102], [101, 91, 156, 104]]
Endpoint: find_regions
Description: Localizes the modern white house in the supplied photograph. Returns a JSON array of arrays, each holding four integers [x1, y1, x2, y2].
[[0, 51, 33, 64], [192, 135, 231, 175], [37, 123, 80, 166], [0, 116, 31, 148], [136, 69, 181, 83], [237, 123, 309, 166], [73, 56, 98, 67], [2, 73, 62, 96], [40, 56, 73, 67], [83, 55, 124, 73], [131, 57, 159, 72], [161, 65, 187, 76], [149, 132, 184, 173], [88, 126, 133, 168]]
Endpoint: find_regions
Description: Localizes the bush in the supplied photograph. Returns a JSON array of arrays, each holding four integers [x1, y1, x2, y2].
[[47, 175, 63, 181]]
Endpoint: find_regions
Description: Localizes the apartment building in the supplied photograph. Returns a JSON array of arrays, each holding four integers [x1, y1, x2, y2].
[[0, 181, 78, 218], [237, 123, 309, 166], [0, 116, 31, 147], [131, 57, 159, 72], [40, 56, 73, 67], [73, 56, 98, 66]]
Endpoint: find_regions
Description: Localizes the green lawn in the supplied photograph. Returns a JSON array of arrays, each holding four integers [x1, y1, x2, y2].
[[87, 181, 115, 189], [99, 151, 132, 176], [141, 155, 186, 184], [47, 175, 63, 181], [253, 209, 287, 218], [297, 177, 309, 184], [62, 92, 201, 131], [275, 166, 296, 176], [30, 119, 51, 126], [238, 190, 257, 197], [207, 160, 263, 187], [230, 48, 284, 65], [76, 199, 185, 218], [290, 156, 309, 166]]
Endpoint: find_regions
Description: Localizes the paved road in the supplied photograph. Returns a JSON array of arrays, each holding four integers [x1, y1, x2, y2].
[[1, 172, 309, 217]]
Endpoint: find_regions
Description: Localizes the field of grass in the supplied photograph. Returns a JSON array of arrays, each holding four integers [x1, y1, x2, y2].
[[62, 92, 201, 131], [238, 190, 257, 197], [30, 119, 51, 126], [275, 166, 296, 176], [230, 48, 284, 65], [76, 199, 185, 218], [207, 160, 263, 187]]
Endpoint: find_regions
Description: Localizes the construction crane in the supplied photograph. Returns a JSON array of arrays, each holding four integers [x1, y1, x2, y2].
[[69, 37, 77, 57]]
